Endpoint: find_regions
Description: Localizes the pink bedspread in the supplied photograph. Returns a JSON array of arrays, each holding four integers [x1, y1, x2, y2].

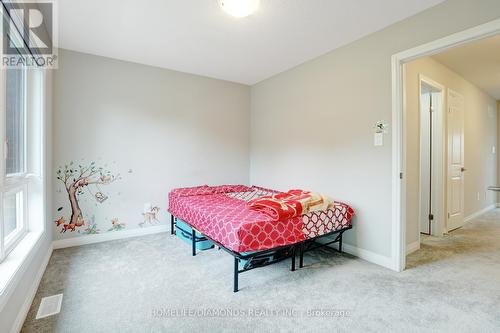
[[168, 185, 354, 253]]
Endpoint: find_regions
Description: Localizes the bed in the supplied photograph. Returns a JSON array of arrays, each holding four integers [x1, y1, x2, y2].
[[168, 185, 354, 292]]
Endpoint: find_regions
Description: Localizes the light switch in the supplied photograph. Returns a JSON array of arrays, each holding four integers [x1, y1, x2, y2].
[[488, 106, 494, 118], [492, 146, 496, 154], [374, 133, 383, 146]]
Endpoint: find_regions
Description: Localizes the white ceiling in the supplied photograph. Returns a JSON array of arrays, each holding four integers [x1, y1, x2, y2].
[[433, 34, 500, 100], [58, 0, 445, 85]]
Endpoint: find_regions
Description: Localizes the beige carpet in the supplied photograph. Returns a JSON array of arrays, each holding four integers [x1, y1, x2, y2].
[[21, 210, 500, 332]]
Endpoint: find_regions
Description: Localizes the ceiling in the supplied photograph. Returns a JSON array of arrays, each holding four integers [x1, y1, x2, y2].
[[58, 0, 445, 85], [433, 35, 500, 100]]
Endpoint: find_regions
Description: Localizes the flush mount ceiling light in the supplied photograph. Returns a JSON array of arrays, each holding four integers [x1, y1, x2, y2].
[[219, 0, 260, 18]]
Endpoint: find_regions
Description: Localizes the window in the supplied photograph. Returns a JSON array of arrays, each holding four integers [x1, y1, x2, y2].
[[6, 69, 26, 175], [1, 68, 29, 260], [0, 67, 43, 262], [3, 188, 26, 251]]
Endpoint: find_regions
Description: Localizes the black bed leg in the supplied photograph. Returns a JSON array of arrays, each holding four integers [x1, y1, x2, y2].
[[233, 258, 239, 292], [170, 215, 175, 235], [339, 233, 343, 253], [192, 229, 196, 256], [291, 247, 296, 271], [299, 243, 304, 268]]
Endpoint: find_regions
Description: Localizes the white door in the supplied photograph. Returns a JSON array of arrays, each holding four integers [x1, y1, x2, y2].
[[447, 89, 465, 231], [419, 90, 432, 234]]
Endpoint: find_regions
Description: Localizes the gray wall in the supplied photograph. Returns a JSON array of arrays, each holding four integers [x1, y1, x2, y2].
[[52, 49, 251, 241], [250, 0, 500, 259]]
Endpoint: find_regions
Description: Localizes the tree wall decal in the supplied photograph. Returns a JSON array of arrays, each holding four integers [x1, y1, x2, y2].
[[56, 161, 120, 232]]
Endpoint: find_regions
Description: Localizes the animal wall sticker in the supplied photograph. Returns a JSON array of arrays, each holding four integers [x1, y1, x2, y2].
[[108, 218, 126, 231], [140, 204, 161, 227], [81, 215, 100, 235]]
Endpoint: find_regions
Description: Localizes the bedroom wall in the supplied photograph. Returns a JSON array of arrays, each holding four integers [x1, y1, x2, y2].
[[405, 56, 498, 246], [52, 49, 250, 241], [250, 0, 500, 263]]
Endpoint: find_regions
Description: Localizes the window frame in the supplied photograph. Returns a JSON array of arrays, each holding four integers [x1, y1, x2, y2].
[[5, 68, 28, 179], [2, 184, 28, 255], [0, 68, 30, 262], [0, 68, 6, 262]]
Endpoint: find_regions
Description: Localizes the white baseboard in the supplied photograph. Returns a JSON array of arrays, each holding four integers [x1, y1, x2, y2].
[[10, 244, 53, 333], [342, 243, 393, 270], [52, 225, 169, 249], [464, 204, 495, 223], [406, 241, 420, 255]]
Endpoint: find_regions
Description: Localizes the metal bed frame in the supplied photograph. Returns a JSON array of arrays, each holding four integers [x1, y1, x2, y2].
[[170, 214, 352, 292]]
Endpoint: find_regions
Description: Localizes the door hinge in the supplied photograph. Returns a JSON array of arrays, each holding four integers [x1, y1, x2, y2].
[[399, 172, 403, 179], [428, 213, 434, 221]]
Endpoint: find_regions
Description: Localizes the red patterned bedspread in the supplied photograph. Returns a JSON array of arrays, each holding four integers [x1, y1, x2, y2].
[[168, 185, 354, 253]]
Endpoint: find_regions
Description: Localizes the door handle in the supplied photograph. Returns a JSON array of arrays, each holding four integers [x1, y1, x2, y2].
[[461, 167, 467, 172]]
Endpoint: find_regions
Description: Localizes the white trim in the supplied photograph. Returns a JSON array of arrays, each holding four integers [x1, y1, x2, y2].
[[406, 241, 420, 255], [0, 231, 44, 312], [391, 51, 405, 272], [342, 244, 393, 269], [9, 244, 52, 333], [0, 68, 48, 333], [463, 204, 495, 223], [3, 185, 29, 256], [52, 225, 169, 249], [0, 68, 6, 262], [391, 18, 500, 272]]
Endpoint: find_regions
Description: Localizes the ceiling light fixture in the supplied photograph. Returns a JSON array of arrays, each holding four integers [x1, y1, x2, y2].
[[219, 0, 260, 18]]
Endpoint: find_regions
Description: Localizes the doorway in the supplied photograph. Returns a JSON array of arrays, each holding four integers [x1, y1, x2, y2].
[[391, 18, 500, 272], [418, 77, 445, 239]]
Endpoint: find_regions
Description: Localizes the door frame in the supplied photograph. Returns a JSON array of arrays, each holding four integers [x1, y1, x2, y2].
[[391, 18, 500, 272], [418, 75, 445, 241]]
